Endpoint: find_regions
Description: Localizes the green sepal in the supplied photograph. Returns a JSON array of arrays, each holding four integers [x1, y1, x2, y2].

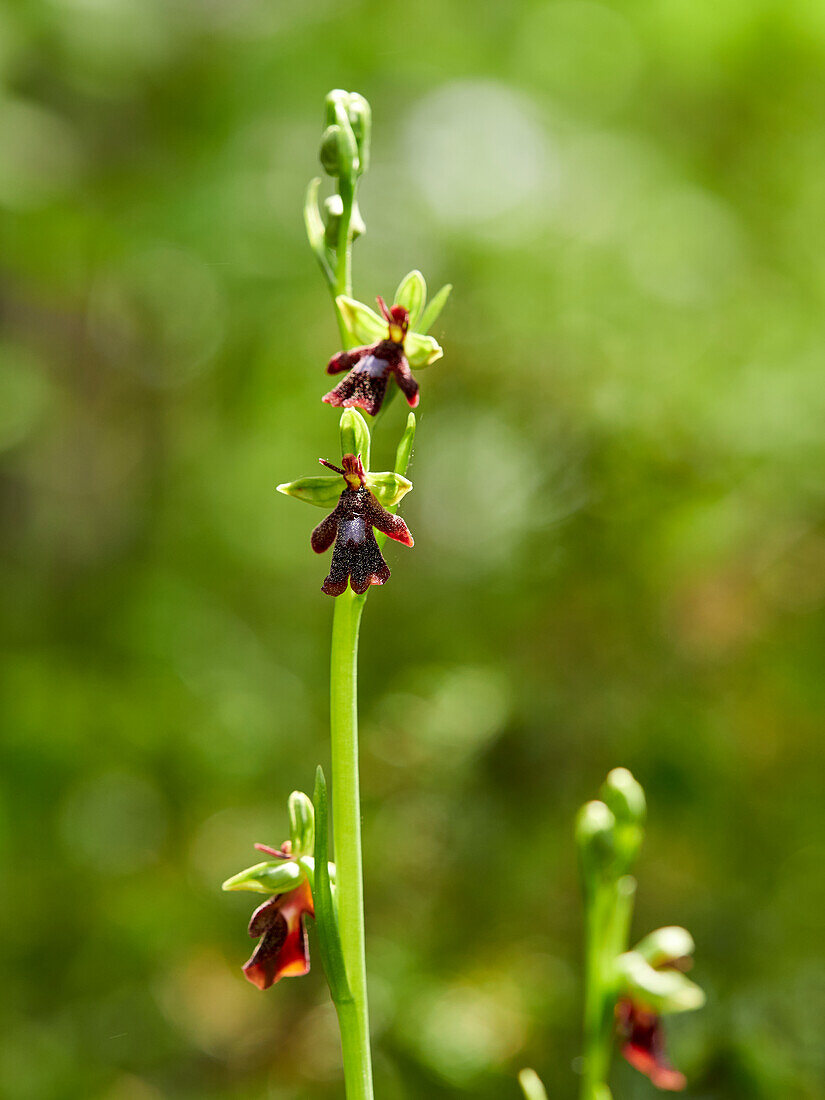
[[633, 926, 695, 969], [313, 766, 353, 1005], [324, 89, 350, 126], [304, 178, 333, 283], [405, 331, 443, 368], [323, 193, 344, 249], [336, 295, 386, 344], [395, 412, 416, 476], [288, 791, 315, 857], [319, 122, 358, 178], [394, 270, 426, 329], [221, 859, 303, 896], [418, 282, 452, 333], [366, 472, 412, 507], [518, 1069, 548, 1100], [339, 408, 371, 470], [616, 950, 706, 1015], [277, 475, 342, 509], [600, 767, 645, 872]]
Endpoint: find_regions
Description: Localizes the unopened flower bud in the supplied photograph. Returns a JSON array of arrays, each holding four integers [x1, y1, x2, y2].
[[347, 92, 371, 174], [288, 791, 315, 856], [576, 799, 616, 883], [600, 767, 645, 871], [319, 123, 358, 178], [339, 408, 371, 469]]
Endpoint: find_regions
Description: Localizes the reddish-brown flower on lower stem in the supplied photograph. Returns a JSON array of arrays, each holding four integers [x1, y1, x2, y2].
[[311, 453, 413, 596], [243, 875, 315, 990], [616, 999, 686, 1091], [324, 297, 418, 416]]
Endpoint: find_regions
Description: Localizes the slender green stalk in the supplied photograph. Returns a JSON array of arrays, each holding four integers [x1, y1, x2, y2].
[[329, 586, 372, 1099]]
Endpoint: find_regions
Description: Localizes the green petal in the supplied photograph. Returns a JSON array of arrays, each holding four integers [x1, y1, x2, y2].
[[617, 950, 706, 1015], [418, 282, 452, 333], [222, 859, 303, 895], [277, 475, 342, 509], [405, 331, 443, 368], [394, 270, 426, 328], [394, 412, 416, 476], [336, 295, 386, 344], [366, 472, 412, 507], [339, 408, 371, 470]]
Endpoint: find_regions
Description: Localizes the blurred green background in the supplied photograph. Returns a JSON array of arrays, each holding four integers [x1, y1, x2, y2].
[[2, 1, 825, 1097]]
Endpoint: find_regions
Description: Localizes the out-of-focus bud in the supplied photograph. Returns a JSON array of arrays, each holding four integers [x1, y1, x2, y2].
[[617, 951, 706, 1015], [222, 859, 304, 895], [347, 92, 371, 174], [288, 791, 315, 856], [350, 200, 366, 240], [325, 88, 350, 125], [518, 1068, 548, 1100], [576, 799, 616, 883], [600, 767, 645, 871], [633, 926, 695, 970], [323, 193, 343, 248], [339, 408, 371, 471]]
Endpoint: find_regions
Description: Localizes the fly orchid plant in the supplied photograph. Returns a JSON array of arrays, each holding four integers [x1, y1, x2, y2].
[[222, 89, 449, 1100], [222, 90, 704, 1100]]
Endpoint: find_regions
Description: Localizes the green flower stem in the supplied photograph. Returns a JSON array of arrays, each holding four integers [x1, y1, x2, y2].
[[332, 172, 357, 348], [329, 585, 373, 1099]]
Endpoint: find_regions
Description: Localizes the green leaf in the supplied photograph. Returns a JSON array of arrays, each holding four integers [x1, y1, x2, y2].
[[366, 472, 412, 507], [418, 282, 452, 333], [336, 295, 386, 345], [288, 791, 315, 857], [394, 270, 426, 328], [339, 408, 371, 470], [277, 475, 342, 509], [518, 1069, 548, 1100], [313, 766, 353, 1006], [405, 332, 443, 368], [394, 412, 416, 476], [222, 859, 303, 896], [616, 951, 705, 1015]]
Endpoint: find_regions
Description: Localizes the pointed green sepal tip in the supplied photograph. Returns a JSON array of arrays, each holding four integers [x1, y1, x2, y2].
[[395, 412, 416, 476], [366, 472, 412, 508], [221, 859, 303, 896], [277, 475, 343, 509], [419, 282, 452, 334], [518, 1068, 548, 1100], [394, 270, 427, 329], [405, 331, 443, 369], [288, 791, 315, 857], [633, 926, 695, 969], [339, 407, 371, 470], [617, 950, 706, 1015]]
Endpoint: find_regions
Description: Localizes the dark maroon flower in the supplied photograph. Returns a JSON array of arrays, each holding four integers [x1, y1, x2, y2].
[[616, 999, 687, 1092], [243, 876, 315, 990], [323, 297, 420, 416], [311, 453, 413, 596]]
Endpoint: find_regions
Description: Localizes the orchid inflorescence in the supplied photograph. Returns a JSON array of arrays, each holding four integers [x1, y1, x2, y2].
[[223, 89, 704, 1100]]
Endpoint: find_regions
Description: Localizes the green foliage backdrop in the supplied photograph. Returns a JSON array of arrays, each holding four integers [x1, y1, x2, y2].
[[1, 1, 824, 1097]]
